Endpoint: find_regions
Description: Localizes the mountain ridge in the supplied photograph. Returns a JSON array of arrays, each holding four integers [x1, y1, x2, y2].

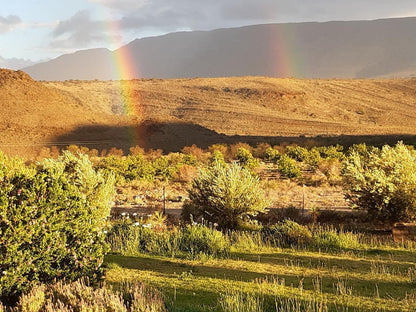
[[23, 17, 416, 80]]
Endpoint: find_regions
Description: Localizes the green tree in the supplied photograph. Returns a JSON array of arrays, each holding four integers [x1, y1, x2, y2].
[[182, 162, 268, 229], [0, 151, 115, 303], [343, 142, 416, 222]]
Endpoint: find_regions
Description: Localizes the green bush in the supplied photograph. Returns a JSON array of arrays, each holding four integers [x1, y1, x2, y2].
[[182, 162, 268, 229], [208, 150, 226, 167], [343, 142, 416, 222], [264, 147, 280, 163], [0, 151, 115, 304], [236, 147, 259, 171], [316, 145, 345, 160], [261, 220, 312, 247], [277, 155, 301, 179], [312, 228, 361, 251], [152, 156, 179, 180], [286, 146, 309, 162], [180, 224, 230, 257], [305, 148, 322, 169], [125, 154, 155, 181], [98, 155, 129, 182]]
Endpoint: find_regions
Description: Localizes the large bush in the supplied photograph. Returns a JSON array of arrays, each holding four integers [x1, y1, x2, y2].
[[182, 162, 268, 229], [0, 151, 115, 303], [343, 142, 416, 222]]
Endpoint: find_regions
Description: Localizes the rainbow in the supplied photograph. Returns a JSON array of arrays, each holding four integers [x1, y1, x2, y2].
[[268, 24, 304, 77], [105, 18, 143, 150]]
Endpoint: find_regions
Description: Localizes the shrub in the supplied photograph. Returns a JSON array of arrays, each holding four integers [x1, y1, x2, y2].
[[253, 142, 271, 159], [180, 224, 230, 257], [236, 147, 259, 171], [182, 162, 269, 229], [277, 155, 301, 179], [9, 279, 165, 312], [343, 142, 416, 222], [0, 151, 115, 304], [208, 150, 226, 167], [264, 147, 280, 163], [312, 227, 362, 251], [125, 154, 155, 181], [286, 146, 309, 162], [305, 148, 321, 169], [261, 220, 312, 247], [316, 145, 345, 160], [98, 155, 129, 182], [152, 156, 178, 180]]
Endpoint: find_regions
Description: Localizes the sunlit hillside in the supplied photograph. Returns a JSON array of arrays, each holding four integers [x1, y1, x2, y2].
[[2, 69, 416, 157]]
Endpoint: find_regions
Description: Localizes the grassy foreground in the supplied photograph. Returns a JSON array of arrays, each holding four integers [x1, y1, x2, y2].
[[105, 245, 416, 312]]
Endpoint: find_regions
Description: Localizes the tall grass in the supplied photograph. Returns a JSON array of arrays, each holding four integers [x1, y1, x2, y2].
[[107, 219, 412, 260]]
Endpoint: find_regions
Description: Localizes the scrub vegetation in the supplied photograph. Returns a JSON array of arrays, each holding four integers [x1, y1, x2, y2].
[[2, 141, 416, 311]]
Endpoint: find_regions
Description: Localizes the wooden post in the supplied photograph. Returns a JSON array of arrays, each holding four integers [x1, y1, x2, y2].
[[162, 185, 166, 214], [302, 184, 306, 216]]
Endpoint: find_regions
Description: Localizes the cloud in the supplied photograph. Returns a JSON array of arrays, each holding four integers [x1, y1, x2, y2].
[[89, 0, 148, 12], [0, 15, 22, 33], [50, 10, 107, 48], [0, 55, 36, 70], [90, 0, 416, 35]]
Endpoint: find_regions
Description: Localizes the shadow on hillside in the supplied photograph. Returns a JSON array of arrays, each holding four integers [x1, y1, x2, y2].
[[50, 120, 416, 153]]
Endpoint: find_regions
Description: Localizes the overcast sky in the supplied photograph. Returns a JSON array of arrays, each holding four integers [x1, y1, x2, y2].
[[1, 0, 416, 66]]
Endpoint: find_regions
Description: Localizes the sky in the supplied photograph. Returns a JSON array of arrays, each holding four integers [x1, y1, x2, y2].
[[1, 0, 416, 67]]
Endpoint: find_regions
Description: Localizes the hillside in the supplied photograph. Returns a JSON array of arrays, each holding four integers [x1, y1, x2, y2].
[[24, 17, 416, 80], [0, 69, 124, 157], [1, 69, 416, 157], [46, 76, 416, 152]]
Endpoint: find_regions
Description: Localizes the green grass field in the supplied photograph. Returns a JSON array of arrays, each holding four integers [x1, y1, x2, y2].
[[105, 244, 416, 312]]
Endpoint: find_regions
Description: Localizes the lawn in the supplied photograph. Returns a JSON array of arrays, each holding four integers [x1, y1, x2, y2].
[[105, 245, 416, 312]]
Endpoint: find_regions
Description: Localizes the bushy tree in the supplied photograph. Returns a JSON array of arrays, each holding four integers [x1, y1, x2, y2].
[[343, 142, 416, 222], [0, 151, 115, 303], [182, 162, 268, 229]]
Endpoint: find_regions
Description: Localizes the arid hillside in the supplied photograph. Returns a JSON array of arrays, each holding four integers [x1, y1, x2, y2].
[[1, 69, 416, 157]]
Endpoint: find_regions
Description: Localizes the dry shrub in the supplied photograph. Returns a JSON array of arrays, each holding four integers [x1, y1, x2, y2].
[[318, 158, 342, 186], [107, 147, 124, 157], [252, 142, 271, 158], [181, 144, 210, 163], [208, 144, 228, 158], [146, 148, 163, 161], [229, 142, 253, 160], [130, 145, 145, 156], [174, 164, 199, 183]]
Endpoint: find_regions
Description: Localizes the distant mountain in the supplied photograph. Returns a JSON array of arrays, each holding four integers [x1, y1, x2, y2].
[[24, 17, 416, 80], [0, 56, 36, 70]]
